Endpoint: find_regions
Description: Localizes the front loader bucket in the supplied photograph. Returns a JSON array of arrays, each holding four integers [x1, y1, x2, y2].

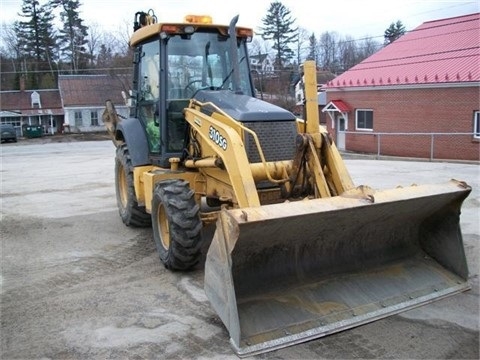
[[204, 180, 471, 357]]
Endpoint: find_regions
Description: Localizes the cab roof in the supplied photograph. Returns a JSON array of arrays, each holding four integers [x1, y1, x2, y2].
[[130, 21, 253, 47]]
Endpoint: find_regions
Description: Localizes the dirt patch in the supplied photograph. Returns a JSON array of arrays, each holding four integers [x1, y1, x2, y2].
[[17, 131, 111, 144]]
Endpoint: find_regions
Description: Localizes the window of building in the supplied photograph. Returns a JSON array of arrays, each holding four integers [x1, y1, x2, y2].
[[74, 111, 83, 126], [31, 91, 41, 108], [91, 111, 99, 126], [1, 117, 21, 127], [474, 111, 480, 139], [355, 109, 373, 130]]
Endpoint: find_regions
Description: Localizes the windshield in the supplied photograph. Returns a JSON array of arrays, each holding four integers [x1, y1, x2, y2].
[[166, 31, 253, 99]]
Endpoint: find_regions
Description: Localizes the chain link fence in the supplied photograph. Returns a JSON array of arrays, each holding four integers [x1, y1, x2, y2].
[[342, 132, 479, 161]]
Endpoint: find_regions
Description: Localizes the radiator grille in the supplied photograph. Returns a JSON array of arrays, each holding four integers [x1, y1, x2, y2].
[[243, 121, 296, 163]]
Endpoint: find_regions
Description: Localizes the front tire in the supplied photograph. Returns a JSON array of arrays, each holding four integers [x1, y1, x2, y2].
[[115, 144, 151, 227], [151, 179, 203, 270]]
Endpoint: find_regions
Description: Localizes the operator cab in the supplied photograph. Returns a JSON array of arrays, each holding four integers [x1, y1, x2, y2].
[[131, 12, 254, 167]]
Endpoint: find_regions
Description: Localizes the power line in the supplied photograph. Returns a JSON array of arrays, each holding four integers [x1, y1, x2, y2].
[[0, 67, 132, 75]]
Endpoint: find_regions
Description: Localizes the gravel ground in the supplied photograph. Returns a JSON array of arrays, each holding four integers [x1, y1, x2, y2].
[[1, 139, 478, 359], [14, 131, 112, 144]]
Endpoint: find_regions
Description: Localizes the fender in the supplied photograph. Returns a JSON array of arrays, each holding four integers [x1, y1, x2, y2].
[[115, 118, 150, 166]]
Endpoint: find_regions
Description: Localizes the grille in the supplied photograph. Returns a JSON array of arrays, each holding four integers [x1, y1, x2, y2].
[[243, 121, 296, 163]]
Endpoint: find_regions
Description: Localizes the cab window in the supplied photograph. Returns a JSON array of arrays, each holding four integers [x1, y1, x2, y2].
[[138, 40, 160, 152]]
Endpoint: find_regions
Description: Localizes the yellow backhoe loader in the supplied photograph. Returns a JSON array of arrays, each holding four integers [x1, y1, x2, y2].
[[102, 10, 472, 357]]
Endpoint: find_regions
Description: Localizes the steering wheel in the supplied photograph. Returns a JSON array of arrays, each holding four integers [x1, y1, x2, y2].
[[184, 80, 204, 96]]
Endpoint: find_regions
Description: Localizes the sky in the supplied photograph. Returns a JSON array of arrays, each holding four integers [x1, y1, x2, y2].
[[0, 0, 479, 40]]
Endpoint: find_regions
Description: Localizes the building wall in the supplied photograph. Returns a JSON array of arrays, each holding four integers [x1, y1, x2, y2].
[[326, 86, 480, 161], [64, 106, 129, 132]]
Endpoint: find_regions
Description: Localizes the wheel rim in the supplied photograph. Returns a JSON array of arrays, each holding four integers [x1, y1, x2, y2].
[[118, 164, 128, 208], [157, 203, 170, 250]]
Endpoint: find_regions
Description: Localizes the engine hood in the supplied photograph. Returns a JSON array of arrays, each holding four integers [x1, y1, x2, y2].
[[193, 90, 296, 122]]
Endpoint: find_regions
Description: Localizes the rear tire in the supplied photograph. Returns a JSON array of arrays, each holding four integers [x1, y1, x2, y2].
[[151, 179, 203, 270], [115, 144, 151, 227]]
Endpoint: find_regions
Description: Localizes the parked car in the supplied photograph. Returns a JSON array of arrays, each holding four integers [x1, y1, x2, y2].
[[0, 124, 18, 143]]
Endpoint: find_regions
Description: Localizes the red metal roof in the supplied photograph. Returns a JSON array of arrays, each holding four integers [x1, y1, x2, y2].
[[58, 74, 131, 107], [326, 13, 480, 89], [324, 99, 351, 112], [0, 90, 62, 111], [0, 90, 64, 116]]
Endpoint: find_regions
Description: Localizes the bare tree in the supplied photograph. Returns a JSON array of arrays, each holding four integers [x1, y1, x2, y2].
[[85, 22, 102, 67], [294, 27, 310, 66], [249, 37, 266, 57], [338, 35, 358, 72], [113, 18, 133, 55], [358, 36, 382, 60], [318, 31, 340, 73], [249, 36, 274, 59], [0, 23, 22, 64], [0, 22, 22, 89]]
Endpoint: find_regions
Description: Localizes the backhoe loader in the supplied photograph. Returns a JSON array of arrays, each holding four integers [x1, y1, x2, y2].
[[102, 10, 472, 357]]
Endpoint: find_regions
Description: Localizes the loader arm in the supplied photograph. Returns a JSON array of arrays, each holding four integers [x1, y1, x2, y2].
[[290, 60, 355, 198], [183, 105, 261, 208]]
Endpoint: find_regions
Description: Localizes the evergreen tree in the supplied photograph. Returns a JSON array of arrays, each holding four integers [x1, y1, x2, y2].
[[51, 0, 88, 73], [97, 44, 113, 68], [384, 20, 406, 45], [14, 0, 57, 88], [307, 33, 317, 61], [259, 1, 297, 69]]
